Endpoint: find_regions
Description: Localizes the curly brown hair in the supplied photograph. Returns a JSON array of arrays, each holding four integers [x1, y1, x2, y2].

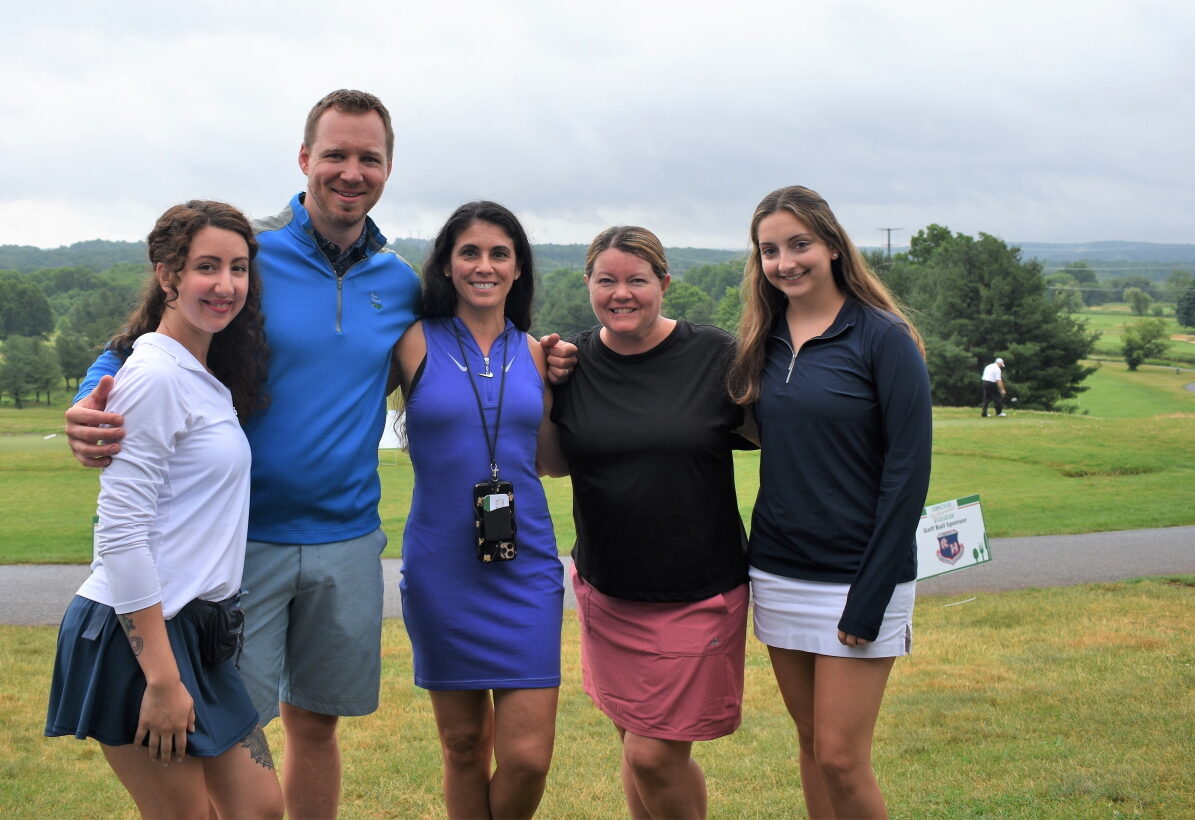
[[110, 200, 269, 419]]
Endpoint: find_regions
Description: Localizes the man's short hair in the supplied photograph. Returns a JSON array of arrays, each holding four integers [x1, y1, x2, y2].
[[303, 89, 394, 162]]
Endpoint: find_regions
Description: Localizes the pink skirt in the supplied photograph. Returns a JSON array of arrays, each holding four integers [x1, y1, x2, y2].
[[572, 567, 748, 741]]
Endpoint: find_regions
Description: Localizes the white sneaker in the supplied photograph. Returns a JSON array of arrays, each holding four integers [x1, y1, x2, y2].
[[997, 412, 1007, 417]]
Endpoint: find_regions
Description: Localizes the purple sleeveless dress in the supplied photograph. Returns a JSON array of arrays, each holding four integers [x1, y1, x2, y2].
[[400, 317, 562, 689]]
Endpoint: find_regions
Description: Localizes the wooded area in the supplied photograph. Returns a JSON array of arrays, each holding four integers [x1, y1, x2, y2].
[[2, 233, 1194, 410]]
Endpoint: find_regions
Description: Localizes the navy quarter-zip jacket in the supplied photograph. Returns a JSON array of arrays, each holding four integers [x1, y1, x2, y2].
[[750, 298, 932, 641]]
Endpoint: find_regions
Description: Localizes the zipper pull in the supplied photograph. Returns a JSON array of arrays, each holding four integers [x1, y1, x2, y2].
[[785, 352, 796, 384]]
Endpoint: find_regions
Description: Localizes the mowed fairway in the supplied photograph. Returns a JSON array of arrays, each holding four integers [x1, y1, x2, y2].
[[1076, 303, 1195, 366], [4, 362, 1193, 563]]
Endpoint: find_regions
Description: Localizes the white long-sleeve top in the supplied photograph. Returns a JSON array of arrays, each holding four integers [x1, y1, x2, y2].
[[77, 333, 251, 619]]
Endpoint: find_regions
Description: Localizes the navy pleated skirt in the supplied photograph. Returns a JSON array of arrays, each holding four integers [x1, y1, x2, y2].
[[46, 595, 258, 757]]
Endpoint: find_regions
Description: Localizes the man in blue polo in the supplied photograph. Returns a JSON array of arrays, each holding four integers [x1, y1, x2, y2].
[[65, 89, 573, 817]]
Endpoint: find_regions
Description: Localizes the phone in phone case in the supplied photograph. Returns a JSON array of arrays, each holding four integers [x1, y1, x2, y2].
[[473, 480, 517, 562]]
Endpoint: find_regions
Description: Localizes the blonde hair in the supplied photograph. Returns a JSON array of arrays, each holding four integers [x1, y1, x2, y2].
[[585, 226, 669, 280], [728, 185, 924, 405]]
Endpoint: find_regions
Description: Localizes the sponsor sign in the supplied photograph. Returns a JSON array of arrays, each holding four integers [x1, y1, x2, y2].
[[916, 495, 992, 580]]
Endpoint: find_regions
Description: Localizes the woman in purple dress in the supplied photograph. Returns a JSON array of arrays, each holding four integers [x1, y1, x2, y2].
[[393, 201, 565, 819]]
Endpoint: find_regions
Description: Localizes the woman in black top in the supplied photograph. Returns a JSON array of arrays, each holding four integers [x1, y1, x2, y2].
[[552, 225, 750, 819]]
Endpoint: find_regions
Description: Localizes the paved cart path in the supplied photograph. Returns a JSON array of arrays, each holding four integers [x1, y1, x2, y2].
[[3, 526, 1192, 626]]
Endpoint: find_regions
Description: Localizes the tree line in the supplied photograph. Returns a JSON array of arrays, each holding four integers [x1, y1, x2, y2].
[[3, 230, 1194, 410], [0, 264, 145, 407]]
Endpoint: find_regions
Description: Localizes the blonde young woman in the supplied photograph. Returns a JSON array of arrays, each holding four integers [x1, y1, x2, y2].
[[728, 186, 932, 819]]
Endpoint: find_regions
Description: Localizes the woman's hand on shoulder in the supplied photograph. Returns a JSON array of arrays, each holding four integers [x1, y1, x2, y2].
[[539, 333, 578, 384]]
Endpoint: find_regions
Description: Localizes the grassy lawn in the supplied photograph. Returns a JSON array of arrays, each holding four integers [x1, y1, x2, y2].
[[1076, 303, 1195, 366], [4, 358, 1194, 817], [3, 368, 1195, 564], [5, 577, 1193, 818]]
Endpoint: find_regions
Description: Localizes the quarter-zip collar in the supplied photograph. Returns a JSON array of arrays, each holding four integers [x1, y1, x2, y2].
[[769, 298, 858, 384], [451, 316, 518, 404], [289, 192, 390, 333]]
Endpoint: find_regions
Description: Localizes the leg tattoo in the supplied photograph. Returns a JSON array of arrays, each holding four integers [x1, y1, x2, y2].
[[241, 726, 275, 769]]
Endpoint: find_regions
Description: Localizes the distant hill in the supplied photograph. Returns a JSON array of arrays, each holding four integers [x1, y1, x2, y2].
[[6, 238, 1189, 277], [1, 238, 743, 276], [862, 241, 1195, 267], [1014, 241, 1195, 264], [0, 240, 148, 273], [532, 243, 743, 274], [387, 239, 742, 274], [860, 240, 1195, 281]]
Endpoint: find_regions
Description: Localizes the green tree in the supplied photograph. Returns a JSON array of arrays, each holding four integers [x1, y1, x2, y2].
[[906, 223, 953, 265], [713, 286, 742, 333], [1060, 262, 1098, 286], [1121, 318, 1169, 371], [531, 268, 594, 340], [892, 227, 1097, 409], [56, 332, 95, 390], [0, 335, 40, 408], [1058, 262, 1105, 306], [1177, 284, 1195, 329], [923, 337, 978, 407], [1112, 275, 1157, 302], [1164, 270, 1193, 303], [1045, 273, 1085, 313], [1123, 287, 1153, 316], [64, 286, 139, 347], [682, 260, 743, 303], [31, 340, 62, 404], [0, 279, 54, 339], [862, 248, 889, 277], [662, 281, 714, 325], [26, 266, 102, 298]]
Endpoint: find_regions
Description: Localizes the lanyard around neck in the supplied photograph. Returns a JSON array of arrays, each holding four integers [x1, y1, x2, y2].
[[453, 322, 509, 483]]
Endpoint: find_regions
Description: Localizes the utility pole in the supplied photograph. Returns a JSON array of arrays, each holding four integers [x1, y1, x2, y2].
[[879, 227, 902, 259]]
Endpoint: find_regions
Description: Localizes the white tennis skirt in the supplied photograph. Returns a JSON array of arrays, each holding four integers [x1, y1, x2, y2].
[[750, 567, 915, 658]]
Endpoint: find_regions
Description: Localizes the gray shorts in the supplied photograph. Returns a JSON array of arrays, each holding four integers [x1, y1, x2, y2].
[[239, 528, 387, 724]]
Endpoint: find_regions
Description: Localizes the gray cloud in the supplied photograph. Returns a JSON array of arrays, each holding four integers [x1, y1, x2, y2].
[[2, 0, 1191, 251]]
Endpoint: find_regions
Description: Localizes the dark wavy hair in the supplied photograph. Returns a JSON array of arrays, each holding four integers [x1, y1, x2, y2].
[[420, 201, 535, 331], [110, 200, 270, 419]]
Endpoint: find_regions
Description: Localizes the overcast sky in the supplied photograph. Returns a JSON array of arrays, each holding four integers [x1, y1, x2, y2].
[[2, 0, 1191, 254]]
